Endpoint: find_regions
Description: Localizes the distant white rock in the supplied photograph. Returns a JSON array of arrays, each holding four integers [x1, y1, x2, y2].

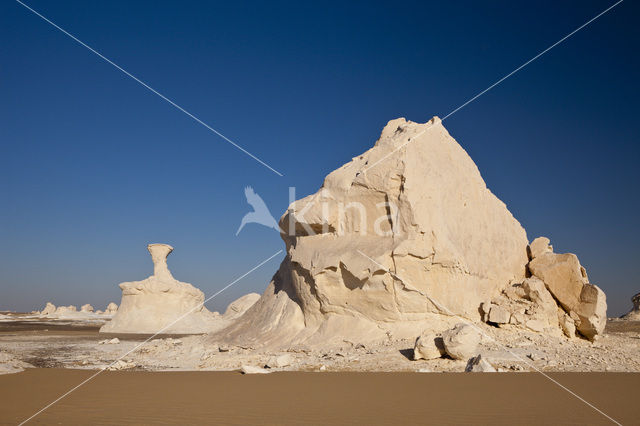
[[54, 305, 77, 315], [105, 302, 118, 315], [80, 304, 94, 313], [40, 302, 56, 315]]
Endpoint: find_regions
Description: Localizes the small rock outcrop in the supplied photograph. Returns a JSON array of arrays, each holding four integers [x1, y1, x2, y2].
[[623, 293, 640, 320], [441, 323, 480, 360], [413, 332, 445, 360], [477, 237, 606, 341], [528, 239, 606, 340], [100, 244, 219, 334]]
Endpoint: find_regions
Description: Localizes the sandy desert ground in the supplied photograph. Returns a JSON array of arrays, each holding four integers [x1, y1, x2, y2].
[[1, 369, 637, 425]]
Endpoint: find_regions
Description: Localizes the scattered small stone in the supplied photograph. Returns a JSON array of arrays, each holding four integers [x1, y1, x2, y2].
[[266, 354, 294, 368], [240, 365, 270, 374], [465, 355, 496, 372]]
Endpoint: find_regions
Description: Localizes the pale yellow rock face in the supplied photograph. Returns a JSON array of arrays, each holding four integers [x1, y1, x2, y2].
[[215, 117, 529, 347], [528, 252, 606, 340]]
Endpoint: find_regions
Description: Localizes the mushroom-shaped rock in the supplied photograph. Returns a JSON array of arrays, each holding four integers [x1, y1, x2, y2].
[[99, 244, 219, 334], [105, 303, 118, 314]]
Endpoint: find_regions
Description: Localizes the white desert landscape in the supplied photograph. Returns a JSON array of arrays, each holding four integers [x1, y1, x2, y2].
[[1, 118, 638, 424], [2, 1, 637, 424]]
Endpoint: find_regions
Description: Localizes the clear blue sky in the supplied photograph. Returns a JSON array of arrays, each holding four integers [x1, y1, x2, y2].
[[1, 1, 637, 316]]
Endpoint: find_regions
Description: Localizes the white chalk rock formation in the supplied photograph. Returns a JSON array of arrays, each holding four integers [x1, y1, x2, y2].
[[54, 305, 77, 315], [212, 118, 607, 348], [623, 293, 640, 320], [215, 117, 529, 347], [105, 302, 118, 315], [100, 244, 219, 334], [528, 240, 606, 340], [40, 302, 56, 315], [80, 304, 94, 313], [441, 323, 480, 360]]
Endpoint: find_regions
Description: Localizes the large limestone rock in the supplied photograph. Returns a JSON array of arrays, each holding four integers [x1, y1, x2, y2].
[[623, 292, 640, 320], [100, 244, 219, 334], [528, 241, 606, 340], [214, 117, 529, 347]]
